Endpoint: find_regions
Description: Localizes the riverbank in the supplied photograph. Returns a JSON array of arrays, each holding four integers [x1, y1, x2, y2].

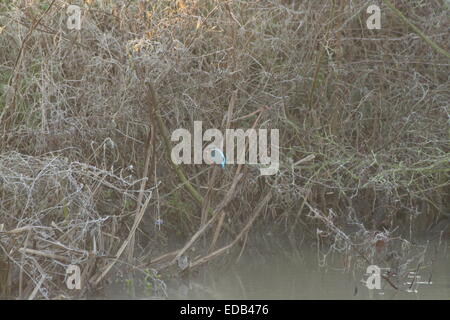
[[0, 0, 449, 299]]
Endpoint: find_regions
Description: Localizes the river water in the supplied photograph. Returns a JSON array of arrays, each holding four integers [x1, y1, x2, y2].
[[170, 249, 450, 300]]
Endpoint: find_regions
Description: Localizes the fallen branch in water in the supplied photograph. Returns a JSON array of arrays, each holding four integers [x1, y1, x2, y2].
[[304, 200, 399, 290], [190, 191, 272, 270]]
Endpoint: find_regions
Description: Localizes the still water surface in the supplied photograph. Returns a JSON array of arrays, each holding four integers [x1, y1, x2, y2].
[[174, 252, 450, 300]]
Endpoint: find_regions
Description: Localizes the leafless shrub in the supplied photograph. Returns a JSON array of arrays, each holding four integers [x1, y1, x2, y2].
[[0, 151, 152, 299], [0, 0, 448, 298]]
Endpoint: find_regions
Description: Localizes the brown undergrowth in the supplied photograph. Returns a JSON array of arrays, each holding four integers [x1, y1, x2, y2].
[[0, 0, 449, 298]]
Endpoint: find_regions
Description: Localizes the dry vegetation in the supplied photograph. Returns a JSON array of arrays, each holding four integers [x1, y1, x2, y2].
[[0, 0, 449, 299]]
